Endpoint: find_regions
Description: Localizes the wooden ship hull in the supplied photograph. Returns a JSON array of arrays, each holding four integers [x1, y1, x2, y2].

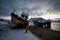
[[10, 12, 28, 28]]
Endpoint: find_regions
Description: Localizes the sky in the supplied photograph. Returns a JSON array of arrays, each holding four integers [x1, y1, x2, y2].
[[0, 0, 60, 20]]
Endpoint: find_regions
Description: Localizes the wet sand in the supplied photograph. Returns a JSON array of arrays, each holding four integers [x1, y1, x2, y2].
[[29, 26, 60, 40], [0, 24, 40, 40]]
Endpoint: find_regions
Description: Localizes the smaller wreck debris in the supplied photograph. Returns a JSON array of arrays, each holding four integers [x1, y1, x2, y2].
[[10, 10, 29, 28], [29, 18, 51, 28]]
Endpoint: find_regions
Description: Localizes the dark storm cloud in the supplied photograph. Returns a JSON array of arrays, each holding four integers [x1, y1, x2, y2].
[[0, 0, 16, 16], [0, 0, 27, 16], [31, 0, 60, 14], [46, 0, 60, 14], [52, 0, 60, 11], [0, 0, 60, 17]]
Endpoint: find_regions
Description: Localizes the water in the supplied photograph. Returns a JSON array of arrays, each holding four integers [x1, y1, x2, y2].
[[0, 22, 40, 40], [51, 22, 60, 31]]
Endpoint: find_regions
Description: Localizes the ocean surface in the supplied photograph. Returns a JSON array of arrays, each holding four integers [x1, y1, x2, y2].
[[51, 22, 60, 31], [0, 22, 40, 40]]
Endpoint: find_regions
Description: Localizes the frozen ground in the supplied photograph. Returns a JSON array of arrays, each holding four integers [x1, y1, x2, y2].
[[0, 23, 40, 40]]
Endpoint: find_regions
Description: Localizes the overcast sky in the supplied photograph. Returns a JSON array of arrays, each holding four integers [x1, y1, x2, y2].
[[0, 0, 60, 19]]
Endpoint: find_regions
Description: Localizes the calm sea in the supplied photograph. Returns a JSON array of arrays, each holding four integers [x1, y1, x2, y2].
[[51, 22, 60, 31]]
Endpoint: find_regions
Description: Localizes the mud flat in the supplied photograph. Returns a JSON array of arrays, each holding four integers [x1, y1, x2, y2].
[[29, 26, 60, 40]]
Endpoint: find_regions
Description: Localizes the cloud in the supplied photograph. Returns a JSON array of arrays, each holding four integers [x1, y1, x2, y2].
[[50, 0, 60, 11], [46, 0, 60, 14], [0, 0, 16, 16], [0, 0, 60, 19]]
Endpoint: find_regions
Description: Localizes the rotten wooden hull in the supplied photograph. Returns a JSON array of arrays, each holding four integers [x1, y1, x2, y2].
[[10, 12, 28, 28]]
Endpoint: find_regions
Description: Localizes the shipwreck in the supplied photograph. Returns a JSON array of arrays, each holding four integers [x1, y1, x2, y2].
[[10, 10, 29, 28]]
